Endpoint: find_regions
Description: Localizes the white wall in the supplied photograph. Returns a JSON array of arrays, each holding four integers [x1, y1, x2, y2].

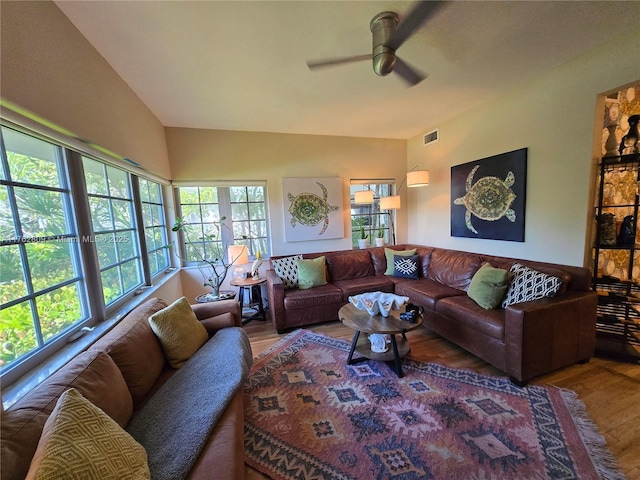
[[407, 31, 640, 267], [0, 1, 171, 179]]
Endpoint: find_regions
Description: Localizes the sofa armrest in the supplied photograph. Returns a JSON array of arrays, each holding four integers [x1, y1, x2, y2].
[[265, 269, 286, 332], [191, 300, 241, 333], [504, 290, 597, 383]]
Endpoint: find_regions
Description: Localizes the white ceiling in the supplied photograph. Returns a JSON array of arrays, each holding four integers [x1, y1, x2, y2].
[[55, 1, 640, 140]]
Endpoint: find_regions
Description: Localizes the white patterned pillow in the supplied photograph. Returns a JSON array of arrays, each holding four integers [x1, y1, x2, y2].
[[272, 255, 303, 289], [501, 263, 562, 308]]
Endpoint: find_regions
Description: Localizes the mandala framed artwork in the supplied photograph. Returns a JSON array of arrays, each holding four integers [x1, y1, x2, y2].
[[451, 148, 527, 242], [283, 177, 344, 242]]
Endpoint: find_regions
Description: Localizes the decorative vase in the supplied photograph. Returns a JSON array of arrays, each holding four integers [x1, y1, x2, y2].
[[604, 124, 620, 157], [358, 239, 368, 249], [375, 237, 385, 247], [620, 114, 640, 155]]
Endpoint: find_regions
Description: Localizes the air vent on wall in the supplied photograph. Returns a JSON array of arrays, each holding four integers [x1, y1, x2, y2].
[[423, 129, 439, 146]]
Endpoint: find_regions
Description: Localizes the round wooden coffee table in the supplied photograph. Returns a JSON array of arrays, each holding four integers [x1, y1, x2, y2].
[[338, 303, 423, 378]]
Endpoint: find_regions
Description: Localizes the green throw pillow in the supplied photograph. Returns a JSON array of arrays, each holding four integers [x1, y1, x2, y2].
[[297, 256, 327, 289], [467, 263, 508, 309], [384, 248, 416, 275]]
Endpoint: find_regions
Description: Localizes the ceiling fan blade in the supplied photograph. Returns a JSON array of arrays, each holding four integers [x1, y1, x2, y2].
[[394, 57, 427, 87], [386, 1, 445, 51], [306, 54, 372, 70]]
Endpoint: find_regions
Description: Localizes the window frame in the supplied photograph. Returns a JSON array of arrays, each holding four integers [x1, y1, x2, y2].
[[0, 123, 173, 387], [350, 181, 395, 247], [174, 183, 270, 265]]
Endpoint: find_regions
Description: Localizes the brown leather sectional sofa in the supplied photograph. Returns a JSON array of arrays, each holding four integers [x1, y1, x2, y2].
[[266, 244, 597, 384], [1, 298, 250, 480]]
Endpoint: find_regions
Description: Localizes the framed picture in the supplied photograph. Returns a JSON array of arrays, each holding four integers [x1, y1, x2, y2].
[[451, 148, 527, 242], [282, 177, 344, 242]]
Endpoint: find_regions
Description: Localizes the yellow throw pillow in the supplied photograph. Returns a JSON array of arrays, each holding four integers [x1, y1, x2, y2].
[[297, 256, 327, 289], [148, 296, 209, 368], [25, 388, 149, 480]]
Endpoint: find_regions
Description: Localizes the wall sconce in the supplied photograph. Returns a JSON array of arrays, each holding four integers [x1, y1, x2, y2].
[[354, 189, 374, 204]]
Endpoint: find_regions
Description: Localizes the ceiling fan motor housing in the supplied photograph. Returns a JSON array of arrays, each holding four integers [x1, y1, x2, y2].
[[370, 11, 398, 77]]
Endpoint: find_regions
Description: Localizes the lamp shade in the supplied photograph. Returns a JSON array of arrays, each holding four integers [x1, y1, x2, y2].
[[407, 170, 430, 187], [354, 190, 374, 204], [380, 195, 401, 210], [227, 245, 248, 265]]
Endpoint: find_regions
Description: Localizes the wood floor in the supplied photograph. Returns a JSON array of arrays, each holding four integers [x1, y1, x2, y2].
[[242, 316, 640, 479]]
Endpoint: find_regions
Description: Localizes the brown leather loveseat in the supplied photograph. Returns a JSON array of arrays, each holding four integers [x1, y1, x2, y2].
[[266, 245, 597, 384], [1, 297, 251, 480]]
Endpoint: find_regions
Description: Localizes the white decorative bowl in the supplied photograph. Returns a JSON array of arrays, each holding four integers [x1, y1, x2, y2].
[[348, 292, 409, 317]]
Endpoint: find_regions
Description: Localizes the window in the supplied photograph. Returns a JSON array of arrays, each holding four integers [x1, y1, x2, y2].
[[0, 124, 172, 387], [83, 157, 143, 305], [0, 127, 88, 373], [350, 182, 393, 248], [139, 178, 170, 276], [176, 185, 269, 262], [229, 186, 268, 257]]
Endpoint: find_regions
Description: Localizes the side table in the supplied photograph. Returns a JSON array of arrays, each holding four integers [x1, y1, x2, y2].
[[230, 277, 267, 324]]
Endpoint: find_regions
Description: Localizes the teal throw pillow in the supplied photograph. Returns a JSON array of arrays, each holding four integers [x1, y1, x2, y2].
[[467, 263, 508, 309], [384, 248, 416, 275], [297, 256, 327, 290]]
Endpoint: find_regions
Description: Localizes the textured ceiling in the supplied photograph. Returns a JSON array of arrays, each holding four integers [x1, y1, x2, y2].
[[55, 1, 640, 139]]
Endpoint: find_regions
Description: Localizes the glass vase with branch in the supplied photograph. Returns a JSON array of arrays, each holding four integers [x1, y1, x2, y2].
[[170, 216, 249, 301]]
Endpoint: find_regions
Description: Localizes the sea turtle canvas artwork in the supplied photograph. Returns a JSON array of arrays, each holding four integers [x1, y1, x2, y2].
[[451, 149, 527, 242], [453, 165, 516, 234], [283, 177, 344, 242], [288, 181, 339, 235]]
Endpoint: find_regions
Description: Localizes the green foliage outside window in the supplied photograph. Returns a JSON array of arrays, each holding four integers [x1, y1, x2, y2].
[[0, 133, 87, 371]]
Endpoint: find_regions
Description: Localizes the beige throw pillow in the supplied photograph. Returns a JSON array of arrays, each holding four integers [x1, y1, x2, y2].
[[25, 388, 149, 480], [148, 296, 209, 368]]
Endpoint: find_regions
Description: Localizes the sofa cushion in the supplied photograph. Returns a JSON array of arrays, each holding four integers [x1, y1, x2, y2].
[[271, 255, 303, 289], [436, 296, 506, 341], [1, 350, 133, 480], [468, 263, 509, 309], [501, 263, 562, 308], [297, 256, 327, 289], [25, 388, 149, 480], [148, 297, 209, 369], [395, 278, 466, 310], [427, 250, 481, 291], [89, 297, 168, 406], [325, 250, 374, 281], [412, 246, 434, 278], [333, 276, 395, 301], [393, 254, 419, 279], [384, 248, 416, 275], [283, 284, 344, 310]]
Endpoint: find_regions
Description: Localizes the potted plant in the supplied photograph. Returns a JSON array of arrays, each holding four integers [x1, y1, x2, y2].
[[170, 216, 247, 301], [375, 226, 385, 247], [358, 226, 368, 249]]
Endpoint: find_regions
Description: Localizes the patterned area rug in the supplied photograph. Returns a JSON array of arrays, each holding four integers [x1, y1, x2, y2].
[[244, 330, 624, 480]]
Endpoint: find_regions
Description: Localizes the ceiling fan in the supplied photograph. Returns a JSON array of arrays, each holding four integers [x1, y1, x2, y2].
[[306, 1, 444, 87]]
